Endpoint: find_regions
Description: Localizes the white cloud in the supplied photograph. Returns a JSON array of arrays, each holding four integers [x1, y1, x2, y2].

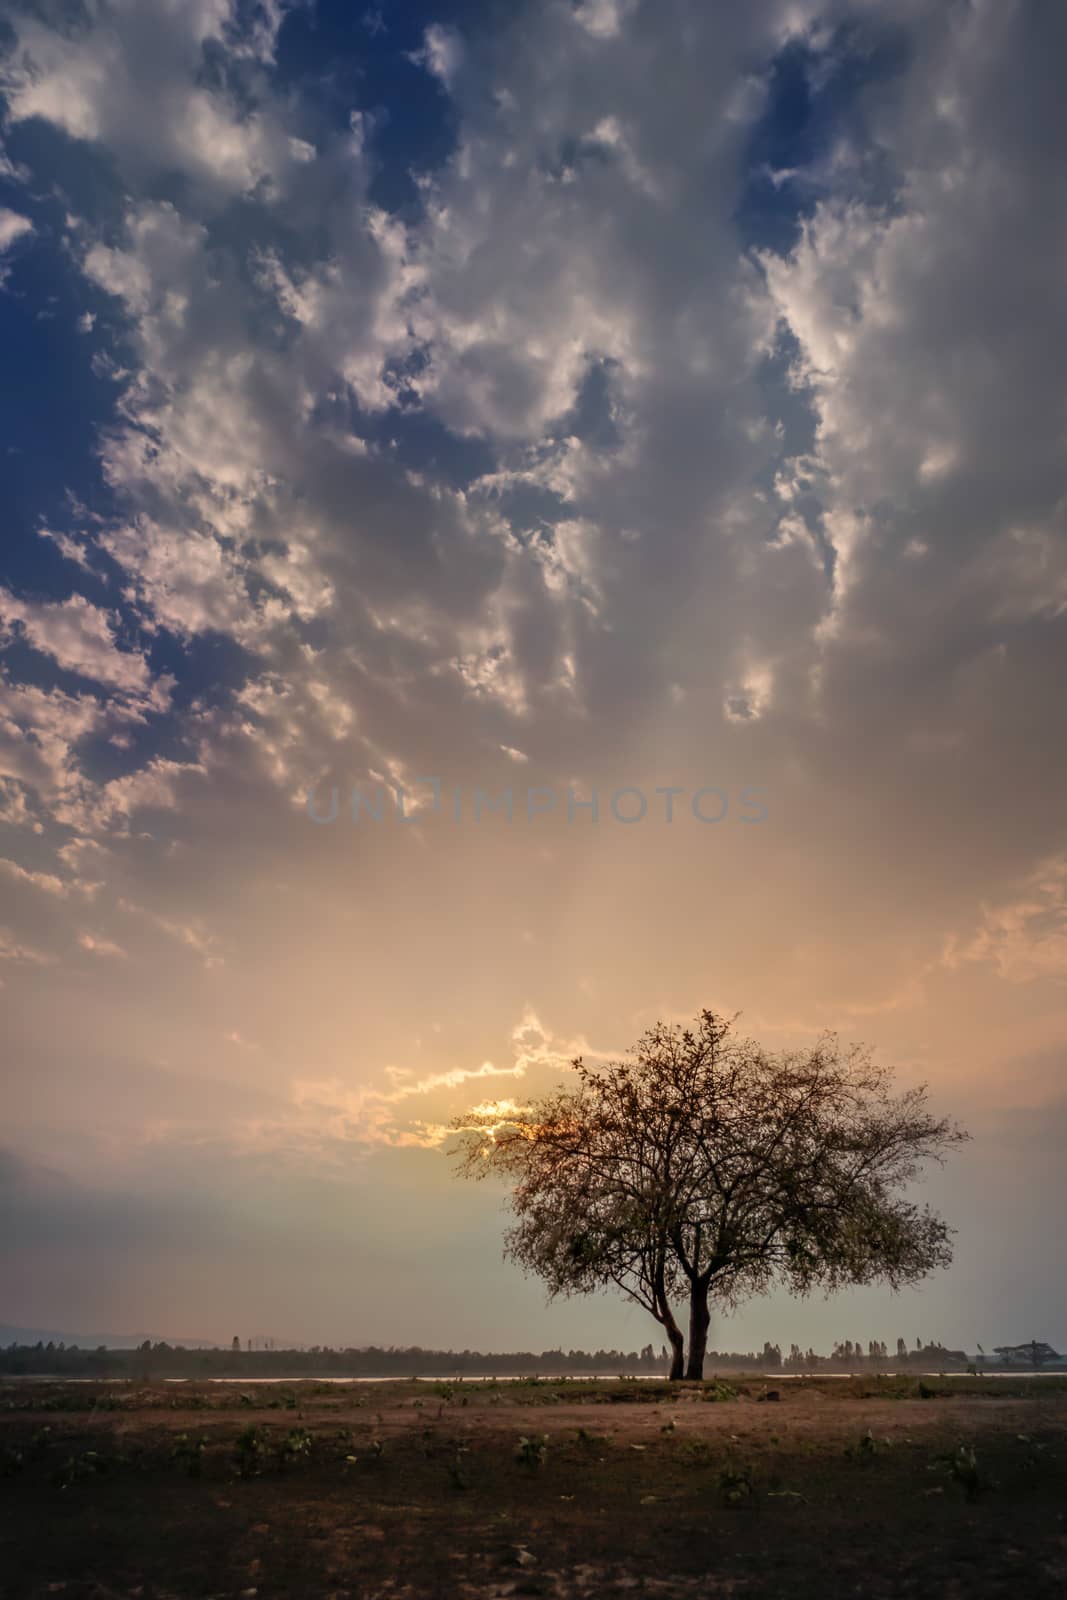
[[79, 931, 128, 960], [0, 928, 53, 965], [0, 858, 68, 897], [944, 859, 1067, 986], [573, 0, 639, 40], [0, 777, 42, 833], [0, 207, 33, 252], [410, 24, 464, 88], [100, 521, 252, 641], [97, 756, 206, 828], [38, 527, 92, 570], [0, 590, 150, 694], [1, 0, 296, 199]]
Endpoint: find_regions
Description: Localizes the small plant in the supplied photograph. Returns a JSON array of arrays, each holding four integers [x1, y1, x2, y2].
[[717, 1464, 754, 1506], [171, 1433, 207, 1478], [447, 1445, 471, 1490], [944, 1442, 984, 1501], [516, 1433, 549, 1470], [233, 1424, 264, 1478], [278, 1427, 312, 1466], [703, 1380, 738, 1403], [54, 1450, 107, 1490], [0, 1446, 25, 1477], [845, 1428, 879, 1461]]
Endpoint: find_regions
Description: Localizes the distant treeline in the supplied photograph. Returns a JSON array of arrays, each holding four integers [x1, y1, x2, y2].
[[0, 1336, 999, 1378]]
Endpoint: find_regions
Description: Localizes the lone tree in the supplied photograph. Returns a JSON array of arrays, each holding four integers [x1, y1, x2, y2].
[[452, 1011, 967, 1380]]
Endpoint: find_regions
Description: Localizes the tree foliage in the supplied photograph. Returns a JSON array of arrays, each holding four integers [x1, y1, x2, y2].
[[452, 1011, 968, 1379]]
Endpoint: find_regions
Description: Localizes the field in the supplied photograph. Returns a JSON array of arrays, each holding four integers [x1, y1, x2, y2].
[[2, 1375, 1066, 1598]]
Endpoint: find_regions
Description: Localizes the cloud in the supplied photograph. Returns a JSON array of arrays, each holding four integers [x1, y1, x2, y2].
[[755, 0, 1067, 891], [0, 206, 33, 252], [0, 205, 33, 284], [409, 24, 464, 89], [38, 528, 92, 571], [78, 930, 128, 959], [0, 857, 68, 897], [0, 680, 108, 821], [572, 0, 640, 41], [1, 0, 295, 199], [99, 520, 255, 641], [0, 590, 150, 694], [0, 928, 53, 965], [943, 858, 1067, 986]]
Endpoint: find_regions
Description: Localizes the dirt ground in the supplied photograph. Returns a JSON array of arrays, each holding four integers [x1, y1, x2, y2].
[[2, 1375, 1066, 1598]]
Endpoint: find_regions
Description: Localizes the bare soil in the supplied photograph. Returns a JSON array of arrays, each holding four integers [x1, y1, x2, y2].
[[2, 1375, 1066, 1598]]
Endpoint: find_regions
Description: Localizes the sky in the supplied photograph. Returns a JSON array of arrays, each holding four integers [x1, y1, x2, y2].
[[1, 0, 1065, 1356]]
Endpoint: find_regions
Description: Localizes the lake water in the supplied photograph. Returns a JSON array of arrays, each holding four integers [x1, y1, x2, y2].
[[5, 1369, 1063, 1383], [160, 1370, 1066, 1383]]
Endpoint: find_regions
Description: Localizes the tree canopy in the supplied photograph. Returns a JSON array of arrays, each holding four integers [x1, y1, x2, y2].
[[452, 1011, 968, 1379]]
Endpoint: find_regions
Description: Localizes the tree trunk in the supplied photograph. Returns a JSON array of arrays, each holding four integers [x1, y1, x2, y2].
[[653, 1256, 686, 1380], [685, 1285, 710, 1381], [666, 1324, 685, 1380], [655, 1298, 686, 1380]]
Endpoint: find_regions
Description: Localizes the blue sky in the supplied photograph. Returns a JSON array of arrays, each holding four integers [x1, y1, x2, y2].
[[1, 0, 1066, 1353]]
